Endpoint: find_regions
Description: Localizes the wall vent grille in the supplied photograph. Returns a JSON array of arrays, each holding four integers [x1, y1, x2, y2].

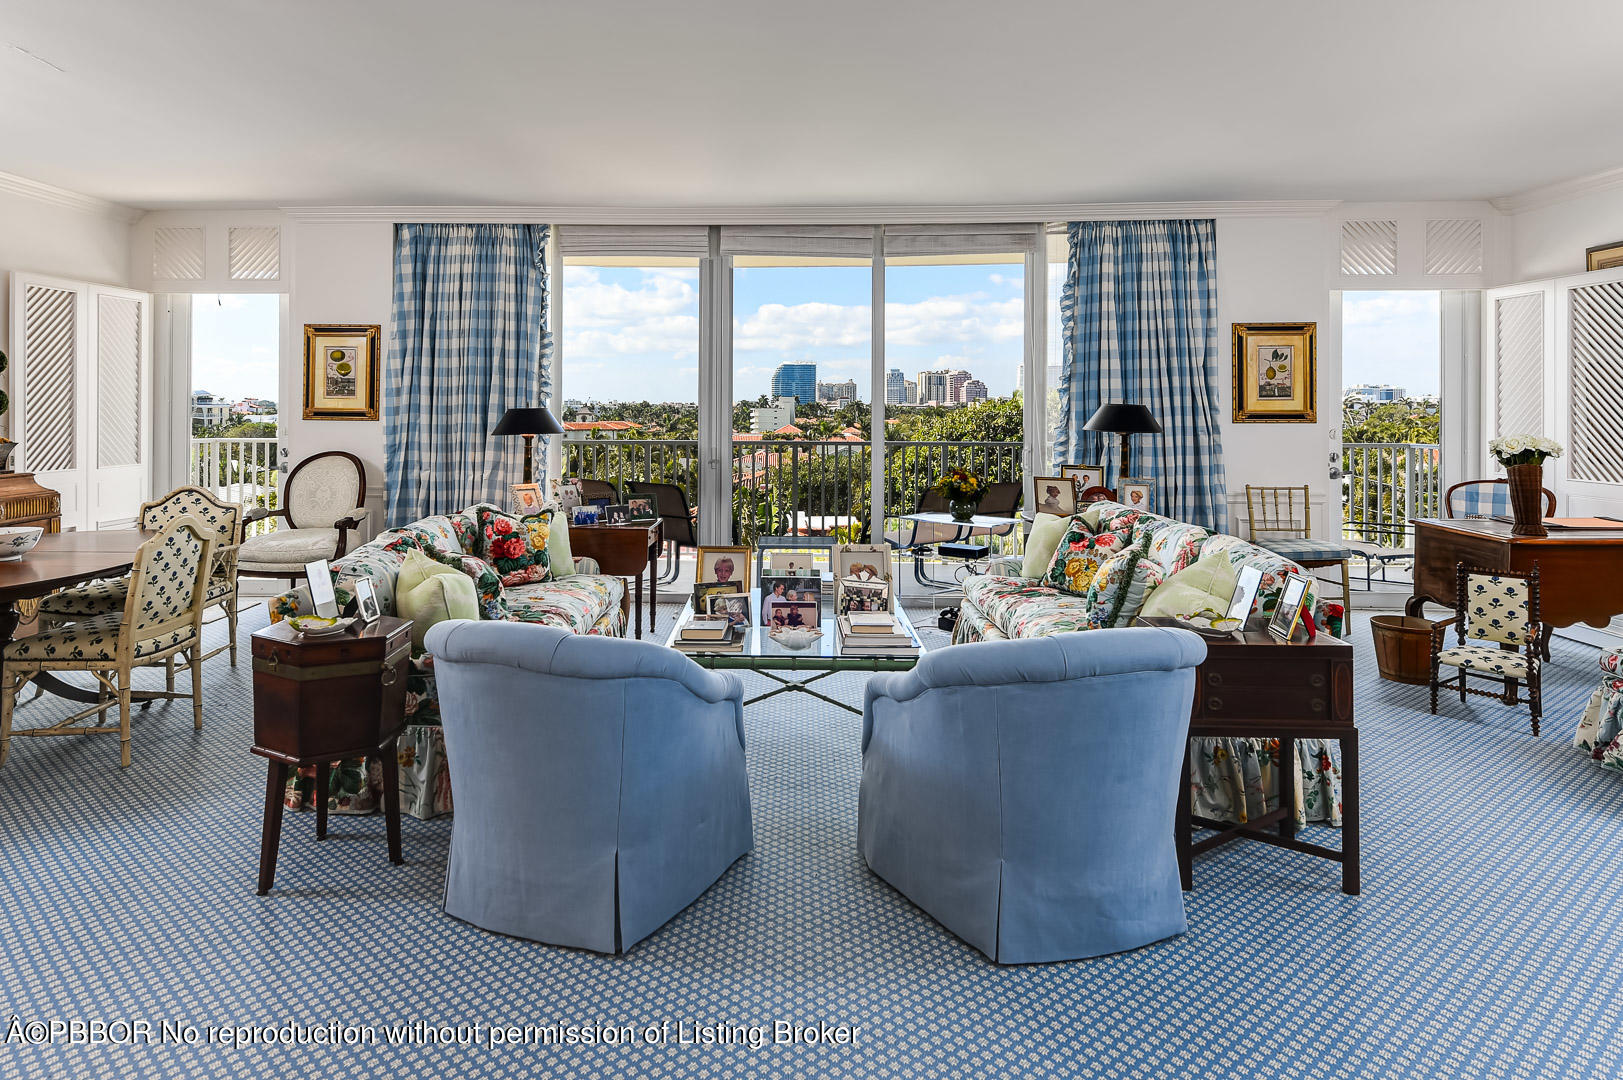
[[228, 226, 280, 280], [1426, 219, 1483, 275], [153, 226, 205, 280], [1340, 220, 1397, 275]]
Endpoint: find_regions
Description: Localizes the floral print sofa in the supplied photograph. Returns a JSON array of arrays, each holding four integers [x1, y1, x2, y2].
[[951, 500, 1342, 827], [267, 503, 627, 819]]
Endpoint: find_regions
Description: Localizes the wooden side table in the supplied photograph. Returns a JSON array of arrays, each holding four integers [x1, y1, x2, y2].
[[568, 521, 662, 638], [250, 616, 413, 895]]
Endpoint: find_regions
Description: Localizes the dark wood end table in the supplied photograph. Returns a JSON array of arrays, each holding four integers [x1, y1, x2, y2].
[[568, 521, 662, 638], [250, 615, 412, 895]]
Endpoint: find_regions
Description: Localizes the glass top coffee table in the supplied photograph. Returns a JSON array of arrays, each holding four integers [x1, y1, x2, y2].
[[663, 590, 926, 715]]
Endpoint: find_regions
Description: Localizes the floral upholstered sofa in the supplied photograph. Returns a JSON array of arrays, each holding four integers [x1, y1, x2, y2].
[[267, 502, 627, 819], [952, 499, 1343, 827]]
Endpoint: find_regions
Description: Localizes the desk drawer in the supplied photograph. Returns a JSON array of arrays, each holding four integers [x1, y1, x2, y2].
[[1197, 658, 1343, 722]]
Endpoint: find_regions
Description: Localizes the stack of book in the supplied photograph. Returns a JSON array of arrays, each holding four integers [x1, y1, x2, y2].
[[675, 617, 744, 653], [836, 611, 919, 656]]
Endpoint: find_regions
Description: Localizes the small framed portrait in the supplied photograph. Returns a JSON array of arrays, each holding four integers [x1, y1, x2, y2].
[[1267, 572, 1311, 641], [1586, 240, 1623, 272], [603, 503, 632, 525], [767, 599, 819, 630], [692, 580, 741, 614], [706, 591, 752, 630], [571, 505, 600, 526], [510, 483, 544, 515], [697, 546, 750, 592], [1061, 464, 1104, 493], [556, 480, 582, 513], [1233, 322, 1317, 422], [353, 577, 381, 625], [1032, 475, 1078, 518], [1119, 478, 1153, 510], [838, 578, 891, 616], [760, 575, 822, 625], [302, 324, 380, 421], [304, 559, 339, 618], [769, 550, 816, 575], [834, 543, 890, 584], [1078, 485, 1116, 504], [626, 493, 660, 523]]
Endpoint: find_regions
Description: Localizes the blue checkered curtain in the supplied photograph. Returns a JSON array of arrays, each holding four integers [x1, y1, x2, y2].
[[384, 224, 554, 527], [1055, 220, 1228, 531]]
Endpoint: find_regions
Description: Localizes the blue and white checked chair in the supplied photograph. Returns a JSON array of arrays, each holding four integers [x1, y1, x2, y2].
[[1430, 562, 1543, 736], [1244, 485, 1353, 615], [1444, 479, 1556, 520]]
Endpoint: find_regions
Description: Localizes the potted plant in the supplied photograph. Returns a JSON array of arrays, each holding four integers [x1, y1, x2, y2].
[[930, 466, 984, 522], [1488, 434, 1564, 537]]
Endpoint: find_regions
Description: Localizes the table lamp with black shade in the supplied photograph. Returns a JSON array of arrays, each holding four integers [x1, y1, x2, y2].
[[1083, 403, 1162, 485], [491, 406, 564, 485]]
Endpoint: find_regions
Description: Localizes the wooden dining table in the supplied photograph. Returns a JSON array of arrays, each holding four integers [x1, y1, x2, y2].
[[0, 530, 154, 704]]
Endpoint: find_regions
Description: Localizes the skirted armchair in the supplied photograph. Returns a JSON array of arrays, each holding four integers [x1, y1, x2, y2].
[[859, 626, 1206, 964], [424, 620, 753, 954]]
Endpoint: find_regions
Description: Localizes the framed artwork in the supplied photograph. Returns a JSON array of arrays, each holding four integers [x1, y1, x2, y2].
[[626, 493, 660, 523], [692, 580, 741, 614], [1586, 240, 1623, 272], [1061, 464, 1104, 493], [706, 592, 752, 631], [696, 546, 750, 592], [571, 505, 600, 526], [510, 483, 543, 515], [760, 575, 822, 625], [834, 543, 890, 584], [603, 503, 632, 525], [353, 578, 381, 625], [1032, 476, 1078, 517], [1233, 322, 1316, 423], [303, 324, 380, 421], [1119, 478, 1153, 510], [1267, 572, 1311, 641]]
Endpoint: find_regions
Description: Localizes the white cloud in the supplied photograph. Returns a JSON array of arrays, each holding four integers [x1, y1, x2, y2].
[[730, 292, 1022, 354]]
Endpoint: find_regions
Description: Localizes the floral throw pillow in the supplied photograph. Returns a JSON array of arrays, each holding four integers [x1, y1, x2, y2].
[[1085, 534, 1165, 628], [1042, 525, 1132, 596], [423, 548, 509, 621], [476, 507, 552, 587]]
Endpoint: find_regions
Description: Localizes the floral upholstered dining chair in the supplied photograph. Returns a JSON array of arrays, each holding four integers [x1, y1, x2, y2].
[[1430, 562, 1543, 735]]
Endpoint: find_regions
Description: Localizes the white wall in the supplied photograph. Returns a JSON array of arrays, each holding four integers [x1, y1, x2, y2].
[[1216, 214, 1339, 535], [282, 221, 392, 534], [1504, 184, 1623, 283], [0, 185, 136, 438]]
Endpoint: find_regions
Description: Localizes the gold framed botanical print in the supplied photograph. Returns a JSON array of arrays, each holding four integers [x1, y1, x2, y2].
[[1232, 322, 1316, 423], [303, 324, 381, 420]]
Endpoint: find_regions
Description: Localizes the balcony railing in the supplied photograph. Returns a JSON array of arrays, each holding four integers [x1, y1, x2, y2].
[[1342, 441, 1441, 548], [562, 437, 1024, 544], [189, 437, 281, 536]]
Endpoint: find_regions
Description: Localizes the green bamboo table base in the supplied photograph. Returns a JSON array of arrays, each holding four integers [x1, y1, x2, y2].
[[683, 653, 921, 716]]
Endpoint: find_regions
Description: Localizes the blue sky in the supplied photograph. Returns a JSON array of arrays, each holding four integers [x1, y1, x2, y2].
[[190, 293, 280, 402], [1341, 290, 1440, 397]]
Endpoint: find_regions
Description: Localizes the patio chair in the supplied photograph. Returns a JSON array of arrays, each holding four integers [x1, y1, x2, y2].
[[1, 518, 216, 769], [576, 479, 620, 506], [1244, 485, 1353, 617], [625, 480, 696, 584], [1430, 562, 1543, 736], [884, 483, 1023, 591], [37, 486, 244, 664], [1445, 479, 1556, 520], [238, 451, 370, 587]]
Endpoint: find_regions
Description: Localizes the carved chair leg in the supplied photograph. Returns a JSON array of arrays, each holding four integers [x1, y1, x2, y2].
[[1430, 661, 1441, 714], [1530, 664, 1542, 737]]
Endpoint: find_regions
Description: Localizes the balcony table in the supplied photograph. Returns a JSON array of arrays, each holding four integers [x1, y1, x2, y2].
[[568, 521, 662, 639]]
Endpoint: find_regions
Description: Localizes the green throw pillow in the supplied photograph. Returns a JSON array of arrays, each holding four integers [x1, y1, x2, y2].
[[395, 570, 479, 652], [1022, 513, 1076, 578], [396, 546, 461, 599], [1141, 550, 1241, 620]]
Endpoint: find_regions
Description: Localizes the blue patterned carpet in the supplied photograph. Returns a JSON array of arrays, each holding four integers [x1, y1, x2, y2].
[[1, 605, 1621, 1079]]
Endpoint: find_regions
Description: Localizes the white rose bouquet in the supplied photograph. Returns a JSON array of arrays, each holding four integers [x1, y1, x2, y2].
[[1489, 434, 1563, 468]]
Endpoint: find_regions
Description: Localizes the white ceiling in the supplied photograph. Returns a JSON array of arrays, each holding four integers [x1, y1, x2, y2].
[[4, 0, 1622, 211]]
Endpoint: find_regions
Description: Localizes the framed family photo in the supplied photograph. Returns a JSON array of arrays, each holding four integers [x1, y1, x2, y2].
[[302, 323, 380, 421], [696, 546, 750, 592], [692, 580, 740, 615], [761, 575, 822, 625], [1032, 476, 1078, 517], [838, 578, 891, 616], [706, 591, 752, 630], [626, 493, 660, 523], [834, 543, 889, 584], [1118, 478, 1153, 510], [1232, 322, 1316, 422], [1061, 464, 1104, 493], [509, 483, 544, 515]]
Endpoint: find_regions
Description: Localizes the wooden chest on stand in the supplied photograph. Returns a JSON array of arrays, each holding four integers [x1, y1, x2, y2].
[[0, 472, 62, 532]]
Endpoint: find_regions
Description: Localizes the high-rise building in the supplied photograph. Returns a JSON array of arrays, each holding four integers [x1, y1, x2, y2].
[[885, 369, 906, 405], [1345, 383, 1406, 402], [947, 370, 972, 402], [770, 362, 817, 405], [961, 379, 988, 404], [817, 379, 857, 405], [917, 370, 951, 404], [903, 379, 918, 405], [750, 396, 798, 433]]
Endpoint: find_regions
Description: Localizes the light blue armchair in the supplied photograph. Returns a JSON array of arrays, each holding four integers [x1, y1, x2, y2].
[[424, 620, 754, 953], [859, 627, 1206, 964]]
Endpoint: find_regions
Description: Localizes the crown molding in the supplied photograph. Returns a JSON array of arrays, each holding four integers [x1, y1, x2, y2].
[[0, 170, 142, 223], [1490, 165, 1623, 215], [281, 199, 1342, 226]]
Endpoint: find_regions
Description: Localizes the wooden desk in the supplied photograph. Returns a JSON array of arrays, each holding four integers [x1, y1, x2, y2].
[[250, 616, 412, 895], [1141, 617, 1360, 895], [1406, 517, 1623, 641], [568, 522, 661, 639]]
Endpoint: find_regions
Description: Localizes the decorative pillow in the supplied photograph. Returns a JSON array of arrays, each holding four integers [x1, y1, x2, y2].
[[1022, 513, 1078, 578], [1146, 521, 1210, 576], [1141, 550, 1241, 619], [477, 507, 551, 587], [521, 509, 573, 579], [1042, 525, 1132, 596], [423, 549, 508, 621], [395, 570, 479, 651], [1085, 535, 1165, 628], [397, 546, 461, 598]]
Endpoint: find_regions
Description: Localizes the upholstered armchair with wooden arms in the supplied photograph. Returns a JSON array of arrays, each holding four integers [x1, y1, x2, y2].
[[239, 451, 371, 587]]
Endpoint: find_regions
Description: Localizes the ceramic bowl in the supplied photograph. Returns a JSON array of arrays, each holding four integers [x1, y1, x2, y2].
[[0, 526, 43, 562], [287, 615, 354, 638], [769, 627, 823, 651]]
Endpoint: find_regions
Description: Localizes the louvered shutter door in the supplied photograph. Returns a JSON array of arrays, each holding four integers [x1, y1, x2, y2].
[[20, 283, 79, 473], [96, 294, 143, 468], [1493, 293, 1544, 439], [1568, 280, 1623, 485]]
